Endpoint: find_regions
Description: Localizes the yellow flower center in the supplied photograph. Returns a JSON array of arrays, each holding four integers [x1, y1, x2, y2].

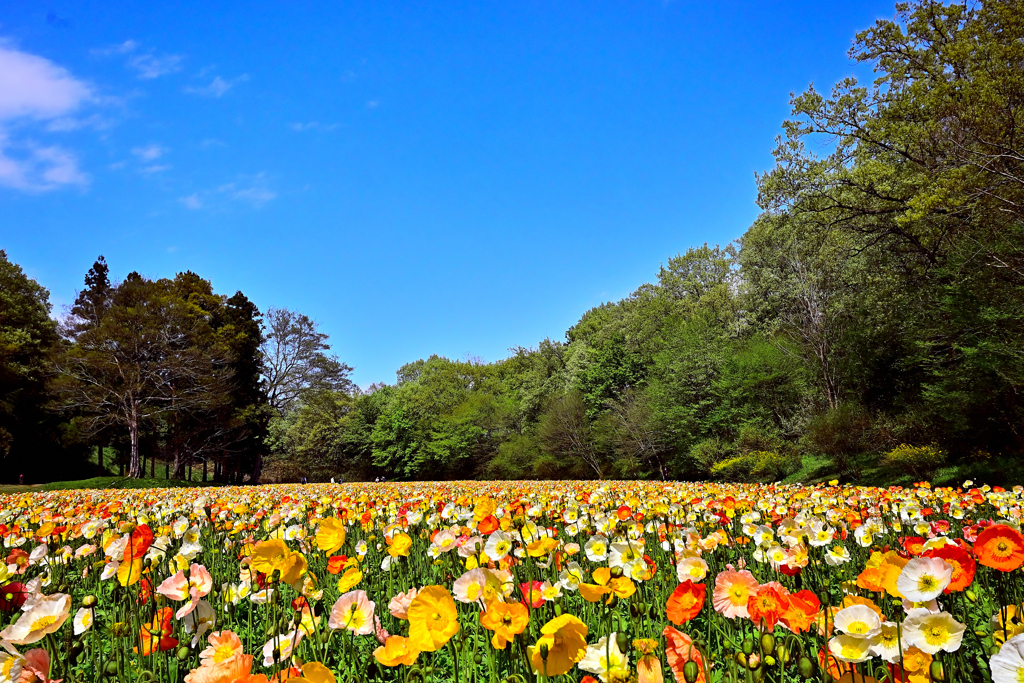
[[847, 620, 869, 635], [918, 575, 938, 592], [924, 625, 948, 646], [30, 615, 57, 632], [213, 644, 235, 663]]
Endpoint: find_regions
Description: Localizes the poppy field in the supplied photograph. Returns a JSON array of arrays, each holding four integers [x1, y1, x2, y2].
[[0, 480, 1023, 683]]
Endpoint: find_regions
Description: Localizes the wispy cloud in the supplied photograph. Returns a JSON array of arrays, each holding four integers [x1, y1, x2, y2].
[[231, 186, 276, 205], [178, 174, 277, 211], [184, 74, 248, 98], [0, 44, 93, 191], [289, 121, 340, 132], [140, 163, 171, 174], [179, 193, 203, 210], [90, 40, 139, 57], [128, 52, 184, 79], [0, 133, 88, 191], [94, 41, 184, 79], [131, 144, 166, 161], [366, 100, 379, 109]]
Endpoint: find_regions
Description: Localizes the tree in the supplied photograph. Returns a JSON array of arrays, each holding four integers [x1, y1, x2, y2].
[[537, 390, 604, 478], [0, 251, 61, 472], [55, 273, 233, 478], [262, 308, 353, 415]]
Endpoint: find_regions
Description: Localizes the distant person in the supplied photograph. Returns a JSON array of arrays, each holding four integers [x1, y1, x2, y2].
[[18, 474, 23, 485], [301, 476, 307, 485], [330, 477, 335, 484]]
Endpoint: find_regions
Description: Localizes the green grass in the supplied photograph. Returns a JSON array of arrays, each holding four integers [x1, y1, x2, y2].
[[783, 450, 1023, 488], [0, 476, 221, 494]]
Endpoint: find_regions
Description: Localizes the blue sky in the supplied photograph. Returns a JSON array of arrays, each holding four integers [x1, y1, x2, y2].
[[1, 0, 893, 387]]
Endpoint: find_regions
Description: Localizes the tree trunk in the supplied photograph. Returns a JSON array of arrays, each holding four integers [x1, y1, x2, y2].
[[172, 444, 186, 480], [202, 459, 208, 482], [127, 405, 142, 478]]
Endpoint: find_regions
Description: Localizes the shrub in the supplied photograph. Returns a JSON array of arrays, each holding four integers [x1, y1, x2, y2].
[[710, 454, 757, 481], [803, 403, 872, 471], [749, 450, 801, 481], [879, 444, 945, 477], [689, 438, 734, 475]]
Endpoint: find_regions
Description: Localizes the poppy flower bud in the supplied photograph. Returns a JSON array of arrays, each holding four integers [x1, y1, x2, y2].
[[683, 661, 700, 683], [615, 632, 629, 654], [797, 656, 815, 679], [104, 661, 119, 676], [764, 655, 776, 667], [609, 566, 623, 578], [742, 638, 754, 655], [760, 633, 775, 655], [930, 661, 945, 682], [176, 646, 190, 661], [82, 595, 97, 608], [966, 590, 978, 603]]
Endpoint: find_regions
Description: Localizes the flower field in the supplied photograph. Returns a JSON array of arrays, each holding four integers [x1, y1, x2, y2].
[[0, 481, 1023, 683]]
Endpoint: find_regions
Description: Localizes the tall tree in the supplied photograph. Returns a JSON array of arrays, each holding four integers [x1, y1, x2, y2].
[[0, 251, 61, 472], [55, 273, 233, 478], [262, 308, 353, 415]]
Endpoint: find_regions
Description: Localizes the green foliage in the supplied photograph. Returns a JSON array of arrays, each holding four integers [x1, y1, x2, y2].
[[880, 444, 946, 478]]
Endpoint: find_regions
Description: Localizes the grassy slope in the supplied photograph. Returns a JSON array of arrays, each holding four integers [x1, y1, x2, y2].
[[0, 476, 221, 494]]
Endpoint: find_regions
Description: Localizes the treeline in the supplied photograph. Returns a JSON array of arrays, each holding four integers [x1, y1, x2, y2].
[[264, 0, 1024, 483], [2, 0, 1022, 484], [0, 254, 351, 484]]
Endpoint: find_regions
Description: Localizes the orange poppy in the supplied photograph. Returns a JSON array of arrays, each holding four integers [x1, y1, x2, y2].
[[666, 580, 705, 625], [923, 545, 976, 592], [663, 626, 705, 683], [780, 589, 820, 634], [975, 524, 1024, 572], [747, 583, 789, 631]]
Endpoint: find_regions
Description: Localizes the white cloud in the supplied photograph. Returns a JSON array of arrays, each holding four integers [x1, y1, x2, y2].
[[366, 100, 379, 109], [45, 114, 114, 132], [290, 121, 340, 132], [179, 193, 203, 209], [128, 53, 183, 79], [0, 44, 93, 192], [0, 132, 87, 191], [0, 45, 93, 120], [140, 163, 171, 174], [131, 144, 166, 161], [184, 74, 248, 98]]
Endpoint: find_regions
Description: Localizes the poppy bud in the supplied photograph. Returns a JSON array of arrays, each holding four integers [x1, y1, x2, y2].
[[764, 655, 776, 667], [930, 661, 945, 682], [966, 590, 978, 603], [797, 656, 815, 679], [616, 632, 629, 654], [735, 653, 747, 668], [742, 638, 754, 656], [82, 595, 97, 608], [609, 566, 623, 578], [683, 661, 700, 683], [104, 661, 119, 676], [473, 653, 483, 665], [176, 646, 190, 661], [539, 643, 549, 660], [760, 633, 775, 655], [554, 603, 563, 616]]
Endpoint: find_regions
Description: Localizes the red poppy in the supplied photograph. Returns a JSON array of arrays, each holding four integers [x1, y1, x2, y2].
[[900, 537, 926, 556], [0, 582, 27, 614], [519, 581, 544, 608], [666, 580, 705, 625], [327, 555, 347, 574], [134, 607, 178, 656]]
